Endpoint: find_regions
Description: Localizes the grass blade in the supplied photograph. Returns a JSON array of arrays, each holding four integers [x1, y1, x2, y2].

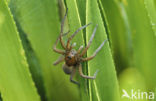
[[76, 0, 86, 26], [0, 0, 40, 101], [65, 0, 89, 101], [9, 0, 80, 100], [86, 0, 120, 101], [0, 93, 2, 101], [144, 0, 156, 36], [98, 0, 133, 73], [15, 21, 46, 101], [121, 0, 156, 90]]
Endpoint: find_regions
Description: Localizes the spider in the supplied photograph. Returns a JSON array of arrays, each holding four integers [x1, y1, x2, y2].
[[53, 9, 107, 85]]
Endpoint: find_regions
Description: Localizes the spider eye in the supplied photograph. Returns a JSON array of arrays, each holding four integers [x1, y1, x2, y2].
[[67, 56, 72, 59]]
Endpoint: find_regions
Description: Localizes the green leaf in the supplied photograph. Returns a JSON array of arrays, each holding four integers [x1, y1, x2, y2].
[[9, 0, 79, 101], [65, 0, 84, 46], [76, 0, 86, 26], [144, 0, 156, 36], [65, 0, 89, 101], [98, 0, 133, 72], [15, 21, 46, 101], [121, 0, 156, 89], [86, 0, 120, 101], [76, 0, 87, 45], [0, 93, 2, 101], [0, 0, 40, 101]]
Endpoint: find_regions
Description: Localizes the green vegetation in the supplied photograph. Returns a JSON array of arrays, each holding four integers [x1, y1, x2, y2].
[[0, 0, 155, 101]]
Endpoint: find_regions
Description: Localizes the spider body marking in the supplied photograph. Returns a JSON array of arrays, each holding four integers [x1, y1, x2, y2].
[[53, 8, 107, 85], [65, 49, 79, 67]]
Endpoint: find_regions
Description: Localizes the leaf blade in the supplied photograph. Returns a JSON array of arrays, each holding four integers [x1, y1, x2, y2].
[[121, 0, 156, 90], [9, 0, 80, 100], [0, 0, 40, 101], [98, 0, 133, 73], [86, 0, 120, 101]]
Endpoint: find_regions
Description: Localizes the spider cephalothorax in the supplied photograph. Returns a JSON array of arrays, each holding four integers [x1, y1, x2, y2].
[[65, 49, 79, 66], [53, 8, 107, 85]]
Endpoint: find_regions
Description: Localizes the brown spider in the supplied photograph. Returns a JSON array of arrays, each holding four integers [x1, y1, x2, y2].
[[53, 9, 107, 85]]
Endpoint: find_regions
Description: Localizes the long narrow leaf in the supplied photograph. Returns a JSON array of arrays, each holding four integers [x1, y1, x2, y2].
[[76, 0, 86, 26], [0, 0, 40, 101], [9, 0, 80, 100], [144, 0, 156, 36], [65, 0, 89, 101], [121, 0, 156, 89], [15, 21, 46, 101], [86, 0, 120, 101], [98, 0, 133, 73]]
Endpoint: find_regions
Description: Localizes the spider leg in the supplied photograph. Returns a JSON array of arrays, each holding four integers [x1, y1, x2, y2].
[[53, 8, 69, 54], [53, 55, 64, 65], [69, 42, 76, 50], [82, 39, 107, 61], [53, 37, 65, 54], [72, 42, 76, 47], [66, 23, 92, 49], [59, 8, 68, 49], [70, 68, 80, 85], [81, 24, 98, 56], [53, 31, 69, 54], [62, 30, 70, 36], [79, 64, 99, 79], [77, 45, 83, 54]]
